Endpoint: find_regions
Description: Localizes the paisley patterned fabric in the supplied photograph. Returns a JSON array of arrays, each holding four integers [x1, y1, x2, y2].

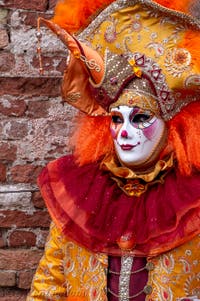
[[27, 223, 200, 301]]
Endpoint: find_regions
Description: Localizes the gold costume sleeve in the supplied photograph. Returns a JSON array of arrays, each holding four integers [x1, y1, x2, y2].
[[26, 223, 67, 301]]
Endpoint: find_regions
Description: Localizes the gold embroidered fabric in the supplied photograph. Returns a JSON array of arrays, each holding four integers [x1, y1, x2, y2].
[[101, 153, 174, 181], [27, 223, 200, 301], [109, 89, 160, 116], [146, 234, 200, 301], [100, 153, 174, 196], [78, 1, 200, 120], [26, 223, 107, 301]]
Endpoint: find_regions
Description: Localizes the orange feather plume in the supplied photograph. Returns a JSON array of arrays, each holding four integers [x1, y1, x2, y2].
[[167, 101, 200, 175], [52, 0, 198, 34], [178, 30, 200, 70], [153, 0, 190, 13], [70, 113, 113, 166], [52, 0, 114, 33]]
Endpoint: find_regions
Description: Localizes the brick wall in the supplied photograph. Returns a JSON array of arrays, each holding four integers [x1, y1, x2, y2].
[[0, 0, 76, 300]]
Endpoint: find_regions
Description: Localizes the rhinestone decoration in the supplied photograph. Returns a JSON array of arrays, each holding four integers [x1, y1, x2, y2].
[[119, 256, 134, 300], [77, 0, 200, 121], [100, 50, 173, 119]]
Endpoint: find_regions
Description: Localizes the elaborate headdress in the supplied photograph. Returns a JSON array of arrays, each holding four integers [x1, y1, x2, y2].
[[36, 1, 200, 256], [37, 0, 200, 121]]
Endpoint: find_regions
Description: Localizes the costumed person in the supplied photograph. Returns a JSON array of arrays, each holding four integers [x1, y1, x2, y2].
[[27, 0, 200, 300]]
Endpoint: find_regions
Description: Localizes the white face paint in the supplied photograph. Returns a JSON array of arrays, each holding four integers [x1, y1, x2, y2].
[[110, 105, 166, 168]]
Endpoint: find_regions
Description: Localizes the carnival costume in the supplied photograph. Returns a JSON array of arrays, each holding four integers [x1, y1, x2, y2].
[[27, 0, 200, 300]]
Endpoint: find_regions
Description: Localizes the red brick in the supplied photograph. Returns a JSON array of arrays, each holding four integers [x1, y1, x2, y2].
[[17, 270, 35, 289], [0, 52, 15, 72], [56, 56, 67, 73], [10, 164, 43, 184], [0, 29, 8, 49], [0, 99, 27, 117], [0, 249, 44, 270], [0, 229, 6, 248], [47, 120, 69, 136], [9, 230, 36, 247], [0, 210, 51, 228], [3, 121, 28, 139], [0, 288, 27, 301], [18, 11, 52, 27], [0, 163, 6, 182], [49, 0, 57, 10], [32, 54, 67, 73], [0, 271, 16, 287], [48, 143, 67, 153], [27, 100, 50, 118], [31, 191, 46, 209], [0, 237, 5, 248], [46, 144, 67, 160], [2, 0, 48, 12], [0, 77, 61, 97], [0, 142, 17, 161]]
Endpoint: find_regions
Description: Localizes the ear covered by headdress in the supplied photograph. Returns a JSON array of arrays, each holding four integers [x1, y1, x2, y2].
[[37, 0, 200, 120]]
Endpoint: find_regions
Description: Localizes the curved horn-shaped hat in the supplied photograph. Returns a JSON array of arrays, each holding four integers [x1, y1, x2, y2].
[[38, 0, 200, 120], [39, 18, 107, 116]]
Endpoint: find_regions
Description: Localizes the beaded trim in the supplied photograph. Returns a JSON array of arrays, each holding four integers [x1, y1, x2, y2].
[[78, 1, 200, 120], [91, 49, 174, 119], [108, 255, 152, 300], [109, 261, 155, 275], [119, 256, 133, 300]]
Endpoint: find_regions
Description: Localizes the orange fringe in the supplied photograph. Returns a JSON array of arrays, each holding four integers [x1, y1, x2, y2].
[[178, 30, 200, 70], [52, 0, 114, 33], [70, 113, 113, 166], [153, 0, 190, 13]]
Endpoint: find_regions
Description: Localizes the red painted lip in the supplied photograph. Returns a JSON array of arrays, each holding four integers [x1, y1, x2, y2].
[[120, 144, 135, 150]]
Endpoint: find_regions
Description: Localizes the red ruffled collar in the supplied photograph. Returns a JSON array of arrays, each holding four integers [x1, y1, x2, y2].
[[38, 155, 200, 256]]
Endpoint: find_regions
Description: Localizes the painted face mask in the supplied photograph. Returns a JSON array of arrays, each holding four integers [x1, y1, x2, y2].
[[110, 105, 167, 169]]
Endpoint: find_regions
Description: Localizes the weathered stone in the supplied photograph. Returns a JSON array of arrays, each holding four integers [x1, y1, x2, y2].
[[0, 271, 16, 287], [8, 230, 36, 247], [0, 52, 15, 72], [10, 164, 43, 183], [17, 270, 35, 289], [0, 210, 50, 228], [0, 249, 43, 270], [0, 142, 17, 161], [0, 77, 61, 96], [0, 186, 32, 210], [0, 29, 9, 48]]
